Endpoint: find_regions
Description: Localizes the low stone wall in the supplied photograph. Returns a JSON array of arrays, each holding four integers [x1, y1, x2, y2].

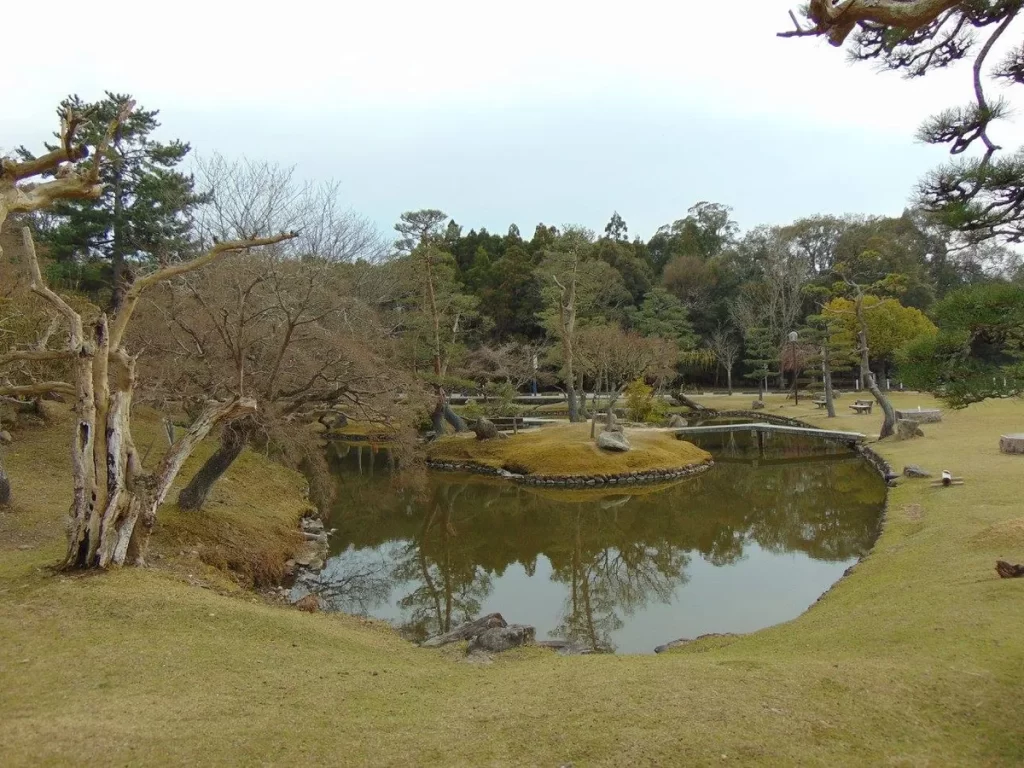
[[426, 458, 713, 487]]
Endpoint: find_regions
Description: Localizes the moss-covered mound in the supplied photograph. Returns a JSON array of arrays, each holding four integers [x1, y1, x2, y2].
[[427, 423, 711, 478]]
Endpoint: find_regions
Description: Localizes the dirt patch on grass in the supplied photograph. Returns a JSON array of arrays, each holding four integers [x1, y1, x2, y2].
[[970, 517, 1024, 552], [903, 504, 924, 522]]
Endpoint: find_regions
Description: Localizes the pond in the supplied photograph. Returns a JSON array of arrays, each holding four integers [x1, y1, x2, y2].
[[298, 430, 886, 654]]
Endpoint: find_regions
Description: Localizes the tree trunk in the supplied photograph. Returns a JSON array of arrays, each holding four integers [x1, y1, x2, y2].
[[442, 401, 467, 432], [726, 366, 733, 395], [566, 385, 580, 423], [855, 299, 896, 439], [110, 160, 127, 312], [576, 371, 588, 421], [0, 452, 10, 506], [822, 344, 836, 418], [177, 419, 252, 511]]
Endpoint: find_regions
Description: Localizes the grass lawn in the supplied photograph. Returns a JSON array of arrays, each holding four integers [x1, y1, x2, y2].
[[1, 394, 1023, 766], [428, 421, 711, 477]]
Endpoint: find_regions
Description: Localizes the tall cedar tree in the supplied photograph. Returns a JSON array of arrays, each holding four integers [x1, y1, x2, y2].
[[17, 92, 206, 309]]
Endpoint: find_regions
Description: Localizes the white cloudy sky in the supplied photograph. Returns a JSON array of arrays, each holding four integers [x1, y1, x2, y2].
[[4, 0, 1019, 239]]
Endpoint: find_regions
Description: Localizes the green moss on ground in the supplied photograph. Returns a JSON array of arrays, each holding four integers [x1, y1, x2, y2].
[[427, 422, 711, 477], [1, 394, 1023, 765]]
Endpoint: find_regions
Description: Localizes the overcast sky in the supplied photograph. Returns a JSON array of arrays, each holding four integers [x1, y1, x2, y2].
[[5, 0, 1019, 241]]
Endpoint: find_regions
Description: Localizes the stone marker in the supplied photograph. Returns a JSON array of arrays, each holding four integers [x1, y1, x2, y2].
[[1000, 433, 1024, 455], [895, 408, 942, 424], [895, 419, 924, 441]]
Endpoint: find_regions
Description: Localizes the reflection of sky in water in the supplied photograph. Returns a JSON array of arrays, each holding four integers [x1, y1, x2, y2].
[[304, 435, 884, 655], [309, 543, 853, 655]]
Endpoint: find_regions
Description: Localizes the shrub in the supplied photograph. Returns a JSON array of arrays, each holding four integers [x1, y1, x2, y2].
[[624, 378, 668, 423]]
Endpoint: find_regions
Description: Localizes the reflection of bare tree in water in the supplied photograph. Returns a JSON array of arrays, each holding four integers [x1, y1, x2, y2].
[[296, 554, 394, 614], [393, 483, 493, 643], [550, 509, 688, 652]]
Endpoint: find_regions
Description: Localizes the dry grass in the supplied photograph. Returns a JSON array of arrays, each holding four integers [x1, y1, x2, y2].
[[1, 393, 1023, 766], [427, 422, 711, 476], [0, 404, 311, 588]]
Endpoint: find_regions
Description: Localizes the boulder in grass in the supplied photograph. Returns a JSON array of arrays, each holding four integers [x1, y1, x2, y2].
[[895, 420, 924, 441], [597, 430, 631, 452], [902, 464, 932, 478]]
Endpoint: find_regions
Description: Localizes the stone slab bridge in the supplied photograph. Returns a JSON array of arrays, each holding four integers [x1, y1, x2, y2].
[[656, 422, 867, 454]]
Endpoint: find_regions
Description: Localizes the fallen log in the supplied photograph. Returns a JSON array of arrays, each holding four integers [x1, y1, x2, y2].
[[421, 613, 506, 648], [671, 392, 712, 413]]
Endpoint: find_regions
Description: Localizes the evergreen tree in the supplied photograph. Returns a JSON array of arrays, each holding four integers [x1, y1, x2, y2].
[[629, 288, 696, 349], [18, 92, 206, 309], [741, 326, 780, 400]]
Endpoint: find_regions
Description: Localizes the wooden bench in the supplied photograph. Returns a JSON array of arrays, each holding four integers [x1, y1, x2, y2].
[[849, 400, 873, 415]]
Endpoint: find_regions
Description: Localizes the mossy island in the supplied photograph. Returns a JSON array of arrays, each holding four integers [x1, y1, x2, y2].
[[426, 423, 712, 485]]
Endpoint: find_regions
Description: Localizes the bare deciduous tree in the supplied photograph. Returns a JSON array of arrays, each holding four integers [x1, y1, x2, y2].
[[708, 325, 740, 395]]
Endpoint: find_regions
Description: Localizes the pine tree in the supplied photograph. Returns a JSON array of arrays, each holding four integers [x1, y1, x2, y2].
[[741, 326, 780, 400], [17, 92, 206, 309]]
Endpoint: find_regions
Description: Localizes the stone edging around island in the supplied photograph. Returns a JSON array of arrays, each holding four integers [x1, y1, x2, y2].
[[425, 458, 714, 486]]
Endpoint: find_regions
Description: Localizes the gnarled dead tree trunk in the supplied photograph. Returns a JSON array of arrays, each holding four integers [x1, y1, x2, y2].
[[2, 103, 296, 564], [1, 101, 134, 510], [5, 228, 293, 567]]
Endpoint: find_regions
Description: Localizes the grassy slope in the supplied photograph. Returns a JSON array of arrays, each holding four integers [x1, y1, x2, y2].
[[1, 394, 1023, 766], [428, 422, 711, 476]]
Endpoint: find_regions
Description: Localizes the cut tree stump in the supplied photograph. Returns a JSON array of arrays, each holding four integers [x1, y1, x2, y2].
[[996, 561, 1024, 578], [999, 434, 1024, 455], [421, 613, 507, 648]]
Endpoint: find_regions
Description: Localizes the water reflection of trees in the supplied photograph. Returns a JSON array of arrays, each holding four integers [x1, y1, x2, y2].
[[313, 438, 884, 650]]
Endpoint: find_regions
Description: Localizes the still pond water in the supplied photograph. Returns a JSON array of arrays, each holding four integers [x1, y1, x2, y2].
[[301, 430, 885, 654]]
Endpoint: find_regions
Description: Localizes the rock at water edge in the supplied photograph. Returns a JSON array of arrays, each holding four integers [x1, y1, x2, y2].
[[467, 624, 536, 653]]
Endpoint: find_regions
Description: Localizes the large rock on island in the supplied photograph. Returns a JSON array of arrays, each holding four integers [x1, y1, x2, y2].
[[473, 418, 501, 441], [597, 430, 631, 452]]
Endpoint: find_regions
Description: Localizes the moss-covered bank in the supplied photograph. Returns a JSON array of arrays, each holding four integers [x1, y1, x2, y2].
[[1, 393, 1023, 765], [427, 422, 712, 483]]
